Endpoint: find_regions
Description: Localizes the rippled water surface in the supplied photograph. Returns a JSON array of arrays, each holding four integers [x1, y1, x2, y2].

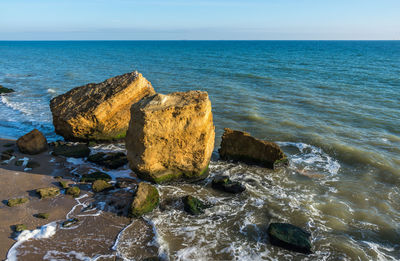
[[1, 41, 400, 260]]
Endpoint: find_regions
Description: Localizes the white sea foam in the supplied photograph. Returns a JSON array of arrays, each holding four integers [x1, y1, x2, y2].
[[47, 88, 56, 94], [277, 142, 341, 175], [6, 222, 57, 261], [1, 96, 33, 115], [2, 156, 15, 164], [90, 143, 125, 153]]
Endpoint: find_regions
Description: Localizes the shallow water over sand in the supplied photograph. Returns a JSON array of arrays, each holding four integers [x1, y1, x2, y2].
[[1, 41, 400, 260]]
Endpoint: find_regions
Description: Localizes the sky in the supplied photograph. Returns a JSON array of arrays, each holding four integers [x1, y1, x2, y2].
[[0, 0, 399, 40]]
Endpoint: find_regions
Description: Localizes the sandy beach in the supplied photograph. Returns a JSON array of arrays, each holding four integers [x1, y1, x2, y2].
[[0, 139, 158, 260]]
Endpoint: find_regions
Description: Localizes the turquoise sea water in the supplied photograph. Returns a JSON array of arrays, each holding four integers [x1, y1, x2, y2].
[[1, 41, 400, 260]]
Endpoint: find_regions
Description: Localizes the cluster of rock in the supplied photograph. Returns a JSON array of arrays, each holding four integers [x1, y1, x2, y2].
[[7, 71, 311, 255]]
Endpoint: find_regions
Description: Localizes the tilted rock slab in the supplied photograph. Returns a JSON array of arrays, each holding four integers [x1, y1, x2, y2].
[[219, 128, 288, 169], [126, 91, 215, 184], [50, 71, 155, 141]]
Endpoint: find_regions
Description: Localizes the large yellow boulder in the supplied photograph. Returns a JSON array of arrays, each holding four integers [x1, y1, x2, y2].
[[50, 71, 155, 141], [126, 91, 215, 184]]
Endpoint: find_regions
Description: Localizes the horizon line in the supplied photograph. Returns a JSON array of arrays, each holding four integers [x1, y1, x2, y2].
[[0, 39, 399, 41]]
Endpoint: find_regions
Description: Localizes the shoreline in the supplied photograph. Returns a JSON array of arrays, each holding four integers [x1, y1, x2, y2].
[[0, 138, 157, 260]]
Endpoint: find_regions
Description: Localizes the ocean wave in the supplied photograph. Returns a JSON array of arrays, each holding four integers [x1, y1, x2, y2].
[[1, 96, 33, 115], [277, 142, 341, 175]]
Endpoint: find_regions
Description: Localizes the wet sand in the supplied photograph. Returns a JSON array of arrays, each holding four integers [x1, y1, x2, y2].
[[0, 139, 77, 259], [0, 139, 157, 260]]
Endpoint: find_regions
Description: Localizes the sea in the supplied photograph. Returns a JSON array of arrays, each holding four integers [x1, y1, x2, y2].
[[0, 41, 399, 260]]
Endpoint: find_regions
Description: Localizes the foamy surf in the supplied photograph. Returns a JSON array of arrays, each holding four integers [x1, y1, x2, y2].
[[6, 222, 57, 261]]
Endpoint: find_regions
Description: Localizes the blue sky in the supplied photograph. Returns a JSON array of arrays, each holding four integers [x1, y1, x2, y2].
[[1, 0, 399, 40]]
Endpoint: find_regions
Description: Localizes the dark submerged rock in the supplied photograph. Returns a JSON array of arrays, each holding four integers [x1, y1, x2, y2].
[[219, 128, 288, 169], [62, 218, 79, 228], [87, 152, 128, 169], [116, 178, 138, 189], [267, 223, 312, 254], [1, 149, 14, 160], [182, 195, 207, 215], [26, 160, 40, 169], [16, 129, 48, 155], [211, 175, 246, 194], [80, 171, 111, 183], [52, 143, 90, 158], [0, 85, 14, 94]]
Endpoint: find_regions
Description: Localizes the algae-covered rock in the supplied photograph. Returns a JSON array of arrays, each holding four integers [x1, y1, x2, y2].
[[3, 143, 14, 147], [35, 213, 50, 219], [126, 91, 215, 184], [88, 152, 128, 169], [16, 129, 48, 155], [211, 175, 246, 194], [130, 182, 159, 217], [80, 171, 111, 183], [62, 218, 79, 228], [36, 187, 60, 199], [267, 223, 312, 254], [59, 181, 70, 189], [50, 71, 155, 141], [0, 85, 14, 94], [66, 186, 80, 197], [53, 143, 90, 158], [219, 128, 288, 169], [26, 160, 40, 169], [182, 195, 207, 215], [92, 180, 113, 192], [7, 197, 29, 207], [14, 224, 27, 232]]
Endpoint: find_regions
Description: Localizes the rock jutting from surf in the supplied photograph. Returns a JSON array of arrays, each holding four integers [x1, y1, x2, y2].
[[219, 128, 288, 169], [49, 71, 155, 142], [125, 90, 215, 184]]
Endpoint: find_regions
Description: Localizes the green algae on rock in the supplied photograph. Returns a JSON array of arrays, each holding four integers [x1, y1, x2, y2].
[[92, 180, 113, 192], [59, 181, 69, 189], [130, 182, 159, 217], [66, 186, 80, 197], [36, 187, 60, 199], [80, 172, 112, 183], [182, 195, 207, 215], [52, 143, 90, 158], [35, 213, 50, 219], [7, 197, 29, 207], [267, 223, 312, 254], [14, 224, 27, 232]]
